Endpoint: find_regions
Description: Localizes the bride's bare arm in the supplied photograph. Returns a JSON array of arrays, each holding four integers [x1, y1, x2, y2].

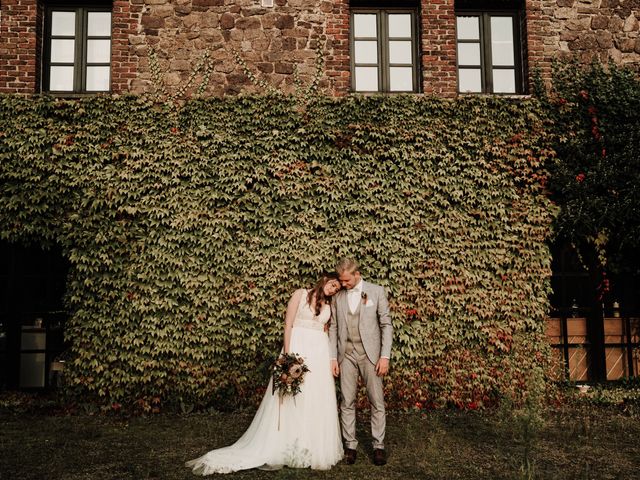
[[283, 289, 304, 354]]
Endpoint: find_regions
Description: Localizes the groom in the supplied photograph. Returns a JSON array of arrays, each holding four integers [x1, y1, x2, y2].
[[329, 258, 393, 466]]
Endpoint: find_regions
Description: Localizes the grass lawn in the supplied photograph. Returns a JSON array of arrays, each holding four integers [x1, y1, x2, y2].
[[1, 403, 639, 480]]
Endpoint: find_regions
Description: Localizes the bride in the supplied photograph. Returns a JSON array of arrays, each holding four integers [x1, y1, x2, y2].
[[186, 273, 344, 475]]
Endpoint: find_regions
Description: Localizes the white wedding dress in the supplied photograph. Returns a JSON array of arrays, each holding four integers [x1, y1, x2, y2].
[[185, 291, 343, 475]]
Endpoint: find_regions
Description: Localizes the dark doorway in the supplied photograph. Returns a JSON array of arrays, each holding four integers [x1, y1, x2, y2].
[[0, 242, 69, 390]]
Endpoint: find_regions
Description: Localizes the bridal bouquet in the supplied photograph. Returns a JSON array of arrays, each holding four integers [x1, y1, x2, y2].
[[272, 353, 310, 397]]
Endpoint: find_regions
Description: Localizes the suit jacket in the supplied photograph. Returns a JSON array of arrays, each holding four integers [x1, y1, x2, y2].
[[329, 280, 393, 365]]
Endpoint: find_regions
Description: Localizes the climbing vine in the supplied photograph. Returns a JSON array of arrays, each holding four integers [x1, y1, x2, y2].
[[541, 62, 640, 279], [0, 93, 557, 411]]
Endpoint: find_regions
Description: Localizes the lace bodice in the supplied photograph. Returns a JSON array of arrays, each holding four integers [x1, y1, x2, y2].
[[293, 290, 331, 331]]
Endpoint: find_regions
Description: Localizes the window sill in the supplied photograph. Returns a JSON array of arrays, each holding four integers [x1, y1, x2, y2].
[[457, 92, 532, 100], [349, 91, 421, 96], [40, 91, 112, 98]]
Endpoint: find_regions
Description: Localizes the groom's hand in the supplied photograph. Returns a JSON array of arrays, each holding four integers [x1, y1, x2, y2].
[[331, 359, 340, 377], [375, 358, 389, 377]]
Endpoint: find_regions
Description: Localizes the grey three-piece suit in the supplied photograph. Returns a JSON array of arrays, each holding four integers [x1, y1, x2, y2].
[[329, 280, 393, 450]]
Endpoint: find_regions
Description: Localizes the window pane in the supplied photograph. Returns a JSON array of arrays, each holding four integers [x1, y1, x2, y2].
[[389, 67, 413, 91], [458, 68, 482, 92], [388, 14, 411, 38], [354, 40, 378, 64], [87, 39, 111, 63], [86, 66, 110, 91], [457, 43, 480, 66], [51, 11, 76, 36], [491, 17, 515, 66], [492, 69, 516, 93], [389, 41, 412, 64], [49, 66, 74, 91], [50, 39, 75, 63], [492, 43, 515, 66], [354, 66, 379, 91], [457, 16, 479, 40], [353, 14, 377, 38], [87, 12, 111, 37], [491, 16, 514, 42]]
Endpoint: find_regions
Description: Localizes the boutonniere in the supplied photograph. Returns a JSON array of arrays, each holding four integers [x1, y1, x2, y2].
[[361, 292, 368, 305]]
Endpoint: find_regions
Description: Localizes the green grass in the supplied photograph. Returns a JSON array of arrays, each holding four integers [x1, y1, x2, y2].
[[1, 406, 639, 480]]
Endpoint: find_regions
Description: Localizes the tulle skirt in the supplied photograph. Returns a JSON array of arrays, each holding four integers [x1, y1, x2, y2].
[[185, 326, 343, 475]]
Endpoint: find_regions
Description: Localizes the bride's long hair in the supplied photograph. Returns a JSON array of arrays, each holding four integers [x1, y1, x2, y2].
[[307, 272, 340, 316]]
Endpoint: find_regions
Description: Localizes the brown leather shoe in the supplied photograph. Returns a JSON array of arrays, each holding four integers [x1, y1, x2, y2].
[[373, 448, 387, 466], [344, 448, 357, 465]]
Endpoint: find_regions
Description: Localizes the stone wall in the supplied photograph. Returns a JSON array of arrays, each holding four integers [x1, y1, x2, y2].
[[134, 0, 462, 97], [131, 0, 640, 97], [131, 0, 340, 96], [545, 0, 640, 67], [0, 0, 638, 96]]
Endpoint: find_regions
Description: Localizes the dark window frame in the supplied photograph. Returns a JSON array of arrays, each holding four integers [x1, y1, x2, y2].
[[42, 3, 112, 94], [455, 6, 526, 95], [350, 8, 421, 93]]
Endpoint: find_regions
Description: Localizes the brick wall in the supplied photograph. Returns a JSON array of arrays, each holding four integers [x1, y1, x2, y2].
[[0, 0, 638, 96], [527, 0, 553, 89], [0, 0, 39, 93], [420, 0, 457, 97], [325, 0, 349, 94], [111, 0, 144, 93]]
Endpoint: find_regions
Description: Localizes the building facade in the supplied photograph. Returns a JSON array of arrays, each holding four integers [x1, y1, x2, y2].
[[1, 1, 639, 394], [1, 0, 639, 97]]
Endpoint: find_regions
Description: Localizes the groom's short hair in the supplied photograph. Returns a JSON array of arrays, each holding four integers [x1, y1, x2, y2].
[[336, 258, 359, 274]]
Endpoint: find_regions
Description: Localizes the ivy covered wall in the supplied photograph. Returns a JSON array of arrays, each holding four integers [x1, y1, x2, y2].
[[0, 94, 557, 411]]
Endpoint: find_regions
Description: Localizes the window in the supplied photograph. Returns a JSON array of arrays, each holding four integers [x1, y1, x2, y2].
[[43, 5, 112, 93], [351, 9, 419, 93], [547, 241, 640, 382], [456, 2, 525, 94]]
